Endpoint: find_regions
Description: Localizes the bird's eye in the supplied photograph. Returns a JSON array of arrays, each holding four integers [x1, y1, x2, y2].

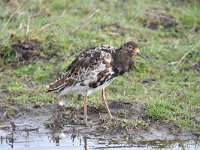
[[128, 46, 132, 49]]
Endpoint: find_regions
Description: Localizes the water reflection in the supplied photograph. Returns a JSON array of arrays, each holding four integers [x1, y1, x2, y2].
[[0, 128, 199, 150], [6, 132, 14, 148], [83, 136, 88, 150], [49, 130, 89, 150]]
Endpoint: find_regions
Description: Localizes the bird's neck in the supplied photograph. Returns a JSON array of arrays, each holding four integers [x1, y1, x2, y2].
[[111, 50, 135, 76]]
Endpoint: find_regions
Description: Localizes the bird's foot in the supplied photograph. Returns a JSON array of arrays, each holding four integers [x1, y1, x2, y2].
[[85, 122, 90, 127], [79, 122, 90, 127], [109, 115, 114, 122], [80, 120, 91, 127]]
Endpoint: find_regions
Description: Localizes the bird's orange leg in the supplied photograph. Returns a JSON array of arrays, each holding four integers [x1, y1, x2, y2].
[[83, 96, 88, 125], [101, 89, 113, 120]]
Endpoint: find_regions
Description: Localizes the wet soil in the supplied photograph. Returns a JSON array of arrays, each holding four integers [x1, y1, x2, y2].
[[0, 100, 199, 147]]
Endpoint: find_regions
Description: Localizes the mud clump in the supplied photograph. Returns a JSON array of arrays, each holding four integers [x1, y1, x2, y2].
[[139, 7, 178, 30], [46, 101, 149, 136], [96, 119, 149, 136], [100, 23, 127, 36], [142, 78, 156, 84], [31, 8, 51, 17], [11, 39, 42, 62], [187, 61, 200, 72], [45, 104, 105, 130], [45, 105, 79, 130]]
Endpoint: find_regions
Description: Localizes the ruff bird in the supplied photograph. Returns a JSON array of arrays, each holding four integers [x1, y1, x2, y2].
[[47, 41, 147, 125]]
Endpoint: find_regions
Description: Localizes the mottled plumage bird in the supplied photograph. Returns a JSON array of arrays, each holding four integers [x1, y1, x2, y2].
[[47, 41, 147, 125]]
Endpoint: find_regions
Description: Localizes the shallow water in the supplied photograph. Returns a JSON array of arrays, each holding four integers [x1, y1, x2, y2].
[[1, 130, 199, 150], [0, 103, 199, 150]]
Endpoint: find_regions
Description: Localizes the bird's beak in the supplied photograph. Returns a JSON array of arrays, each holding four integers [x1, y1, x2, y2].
[[135, 48, 147, 60], [137, 52, 147, 60]]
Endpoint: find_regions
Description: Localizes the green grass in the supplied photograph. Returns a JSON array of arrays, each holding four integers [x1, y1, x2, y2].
[[0, 0, 200, 131]]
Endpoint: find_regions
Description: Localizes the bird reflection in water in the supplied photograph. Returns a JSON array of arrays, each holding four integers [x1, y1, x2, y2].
[[51, 131, 88, 150]]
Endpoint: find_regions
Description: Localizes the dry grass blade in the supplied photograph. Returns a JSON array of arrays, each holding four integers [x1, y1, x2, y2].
[[171, 43, 200, 66], [39, 23, 51, 32], [26, 16, 31, 35], [71, 9, 100, 33], [1, 8, 21, 32]]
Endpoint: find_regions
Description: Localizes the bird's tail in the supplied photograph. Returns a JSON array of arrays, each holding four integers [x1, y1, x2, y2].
[[46, 71, 76, 95]]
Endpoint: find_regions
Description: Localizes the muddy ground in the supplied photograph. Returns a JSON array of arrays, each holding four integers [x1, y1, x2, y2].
[[0, 100, 199, 146]]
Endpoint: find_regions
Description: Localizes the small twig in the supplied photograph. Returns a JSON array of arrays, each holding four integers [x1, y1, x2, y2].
[[170, 43, 200, 66], [32, 23, 52, 36], [107, 32, 119, 35], [179, 51, 192, 63], [170, 50, 193, 66], [39, 23, 51, 32], [14, 0, 20, 7], [62, 9, 67, 15], [133, 9, 146, 18], [71, 9, 100, 33], [26, 16, 31, 35], [2, 8, 21, 32], [190, 21, 196, 33]]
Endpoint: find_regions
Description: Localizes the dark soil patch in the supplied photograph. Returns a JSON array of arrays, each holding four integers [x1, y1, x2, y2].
[[187, 61, 200, 72], [11, 38, 42, 62], [142, 78, 156, 84], [31, 7, 51, 17], [100, 23, 127, 36], [138, 7, 178, 30]]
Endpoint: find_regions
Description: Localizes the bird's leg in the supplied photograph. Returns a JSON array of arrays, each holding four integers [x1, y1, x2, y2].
[[83, 96, 88, 126], [101, 89, 113, 120]]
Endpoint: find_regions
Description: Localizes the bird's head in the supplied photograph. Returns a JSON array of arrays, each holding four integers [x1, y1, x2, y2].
[[122, 41, 147, 60]]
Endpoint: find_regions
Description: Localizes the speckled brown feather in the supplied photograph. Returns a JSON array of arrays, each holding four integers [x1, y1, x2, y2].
[[47, 41, 139, 94], [111, 50, 135, 75], [47, 46, 114, 92]]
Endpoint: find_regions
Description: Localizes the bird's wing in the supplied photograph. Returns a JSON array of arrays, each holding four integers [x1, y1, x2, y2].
[[47, 46, 115, 92]]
